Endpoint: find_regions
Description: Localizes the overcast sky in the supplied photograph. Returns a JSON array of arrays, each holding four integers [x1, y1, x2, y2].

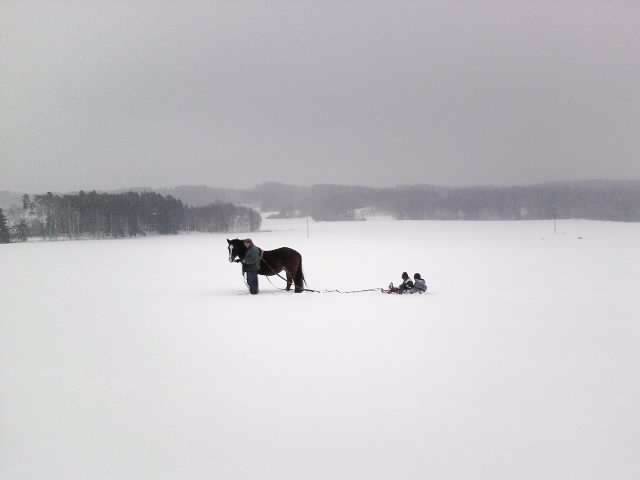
[[1, 1, 639, 193]]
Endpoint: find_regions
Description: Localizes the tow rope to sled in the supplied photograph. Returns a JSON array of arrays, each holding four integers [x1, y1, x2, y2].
[[262, 274, 381, 294], [243, 257, 381, 294]]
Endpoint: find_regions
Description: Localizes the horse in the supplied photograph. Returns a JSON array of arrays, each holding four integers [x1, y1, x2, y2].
[[227, 238, 306, 293]]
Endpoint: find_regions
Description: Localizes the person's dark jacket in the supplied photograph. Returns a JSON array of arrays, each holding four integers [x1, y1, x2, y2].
[[412, 278, 427, 293], [242, 245, 262, 273]]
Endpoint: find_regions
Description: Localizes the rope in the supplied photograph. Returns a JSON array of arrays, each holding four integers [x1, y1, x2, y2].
[[264, 272, 289, 291], [239, 256, 381, 294], [260, 255, 320, 293], [321, 288, 382, 294]]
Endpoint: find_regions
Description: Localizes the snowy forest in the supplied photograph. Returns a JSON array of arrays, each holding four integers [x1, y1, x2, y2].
[[2, 180, 640, 244], [309, 181, 640, 221], [157, 181, 640, 222], [0, 191, 261, 243]]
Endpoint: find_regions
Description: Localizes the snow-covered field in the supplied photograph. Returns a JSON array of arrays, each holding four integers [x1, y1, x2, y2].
[[2, 218, 639, 479]]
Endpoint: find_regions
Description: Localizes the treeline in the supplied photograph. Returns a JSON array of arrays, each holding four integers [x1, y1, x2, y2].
[[158, 181, 640, 222], [184, 203, 262, 233], [386, 183, 640, 221], [3, 180, 639, 244], [29, 191, 184, 238], [309, 182, 640, 222], [159, 182, 311, 217], [1, 191, 261, 243], [0, 208, 11, 243]]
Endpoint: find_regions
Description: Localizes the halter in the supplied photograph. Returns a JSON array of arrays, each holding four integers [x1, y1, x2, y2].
[[228, 240, 247, 263]]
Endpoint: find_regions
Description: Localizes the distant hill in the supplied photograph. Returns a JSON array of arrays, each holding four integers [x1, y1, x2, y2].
[[157, 185, 255, 207], [310, 180, 640, 221], [5, 178, 640, 222], [157, 183, 311, 214], [159, 179, 640, 222]]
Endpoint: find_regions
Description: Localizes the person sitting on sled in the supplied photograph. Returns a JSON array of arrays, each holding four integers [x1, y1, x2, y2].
[[388, 272, 414, 294], [408, 273, 427, 294], [241, 239, 262, 295]]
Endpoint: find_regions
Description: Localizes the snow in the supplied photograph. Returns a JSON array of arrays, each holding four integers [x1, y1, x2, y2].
[[1, 218, 639, 479]]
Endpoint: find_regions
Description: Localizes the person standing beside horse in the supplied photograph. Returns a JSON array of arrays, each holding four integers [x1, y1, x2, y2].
[[227, 237, 306, 293], [242, 238, 262, 295]]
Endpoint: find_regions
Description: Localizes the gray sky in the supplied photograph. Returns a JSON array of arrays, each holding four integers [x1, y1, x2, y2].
[[1, 0, 639, 193]]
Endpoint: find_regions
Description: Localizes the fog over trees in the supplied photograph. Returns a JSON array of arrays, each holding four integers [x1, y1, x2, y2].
[[1, 180, 639, 243], [309, 181, 640, 222], [159, 181, 640, 223], [1, 191, 261, 243]]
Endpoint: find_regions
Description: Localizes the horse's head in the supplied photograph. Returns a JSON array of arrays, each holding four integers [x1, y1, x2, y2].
[[227, 238, 247, 263]]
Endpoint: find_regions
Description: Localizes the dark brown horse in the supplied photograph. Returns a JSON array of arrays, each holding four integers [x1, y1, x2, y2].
[[227, 239, 306, 292]]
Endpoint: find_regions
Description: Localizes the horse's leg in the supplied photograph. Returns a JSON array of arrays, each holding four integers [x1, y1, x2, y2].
[[293, 256, 304, 293], [286, 270, 293, 291]]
